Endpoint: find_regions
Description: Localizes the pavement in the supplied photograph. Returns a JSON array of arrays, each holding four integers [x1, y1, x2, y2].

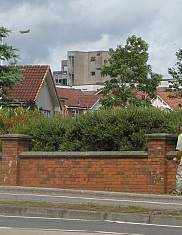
[[0, 186, 181, 226]]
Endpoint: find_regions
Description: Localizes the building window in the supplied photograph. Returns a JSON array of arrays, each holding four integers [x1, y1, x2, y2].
[[91, 71, 95, 76], [53, 72, 67, 85], [97, 52, 101, 56], [90, 56, 95, 61], [72, 109, 79, 117], [58, 78, 67, 85]]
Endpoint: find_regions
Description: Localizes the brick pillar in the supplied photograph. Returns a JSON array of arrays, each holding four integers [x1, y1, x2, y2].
[[0, 134, 31, 186], [145, 133, 176, 194]]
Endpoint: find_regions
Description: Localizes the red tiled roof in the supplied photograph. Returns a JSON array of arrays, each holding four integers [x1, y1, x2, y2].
[[56, 87, 100, 108], [156, 90, 182, 110], [7, 65, 50, 102], [77, 95, 100, 108], [136, 89, 182, 110]]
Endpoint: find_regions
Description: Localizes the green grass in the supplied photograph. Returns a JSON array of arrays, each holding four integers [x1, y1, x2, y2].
[[0, 200, 182, 216]]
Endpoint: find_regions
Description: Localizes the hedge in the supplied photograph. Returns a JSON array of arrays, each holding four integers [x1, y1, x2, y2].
[[2, 106, 180, 152]]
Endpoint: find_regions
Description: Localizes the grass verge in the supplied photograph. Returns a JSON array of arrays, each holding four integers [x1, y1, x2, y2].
[[0, 200, 182, 216]]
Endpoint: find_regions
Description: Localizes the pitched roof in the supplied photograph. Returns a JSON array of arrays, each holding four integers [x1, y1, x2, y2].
[[136, 89, 182, 110], [56, 87, 100, 108], [156, 90, 182, 110], [7, 65, 50, 102]]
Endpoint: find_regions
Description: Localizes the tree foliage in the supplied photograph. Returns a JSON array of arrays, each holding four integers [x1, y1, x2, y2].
[[100, 35, 162, 109], [168, 49, 182, 108], [0, 27, 22, 106]]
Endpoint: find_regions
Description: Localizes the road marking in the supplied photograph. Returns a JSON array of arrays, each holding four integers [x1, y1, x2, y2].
[[0, 214, 182, 229], [94, 231, 142, 235], [107, 220, 182, 228], [0, 227, 142, 235], [0, 192, 182, 207]]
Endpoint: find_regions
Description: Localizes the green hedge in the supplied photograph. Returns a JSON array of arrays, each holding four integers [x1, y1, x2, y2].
[[59, 107, 172, 151], [4, 106, 180, 152], [17, 117, 72, 151]]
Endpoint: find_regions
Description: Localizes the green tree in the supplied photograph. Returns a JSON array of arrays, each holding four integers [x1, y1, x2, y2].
[[0, 27, 22, 106], [100, 35, 162, 109], [168, 49, 182, 108]]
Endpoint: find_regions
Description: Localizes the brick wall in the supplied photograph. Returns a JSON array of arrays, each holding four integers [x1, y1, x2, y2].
[[0, 133, 177, 194]]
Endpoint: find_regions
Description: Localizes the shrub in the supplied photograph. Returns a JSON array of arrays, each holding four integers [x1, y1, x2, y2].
[[1, 107, 182, 152], [0, 107, 42, 134], [60, 110, 122, 151], [15, 116, 72, 151], [60, 107, 170, 151]]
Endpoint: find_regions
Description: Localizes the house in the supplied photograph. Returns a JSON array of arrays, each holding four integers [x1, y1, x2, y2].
[[56, 87, 101, 117], [136, 88, 182, 111], [6, 65, 61, 117], [152, 90, 182, 111]]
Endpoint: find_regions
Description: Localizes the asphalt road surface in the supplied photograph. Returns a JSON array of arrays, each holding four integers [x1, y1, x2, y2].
[[0, 186, 182, 211], [0, 215, 182, 235], [0, 187, 182, 234]]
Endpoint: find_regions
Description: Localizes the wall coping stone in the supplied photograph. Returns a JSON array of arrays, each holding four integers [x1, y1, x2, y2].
[[0, 134, 31, 141], [145, 133, 177, 140], [19, 151, 147, 159]]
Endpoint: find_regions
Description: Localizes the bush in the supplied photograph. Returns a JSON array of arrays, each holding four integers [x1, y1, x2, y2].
[[1, 107, 182, 152], [60, 110, 122, 151], [0, 107, 42, 135], [60, 107, 170, 151], [14, 116, 72, 151]]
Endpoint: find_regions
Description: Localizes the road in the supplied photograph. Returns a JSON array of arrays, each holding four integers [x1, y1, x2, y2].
[[0, 215, 182, 235], [0, 186, 182, 234], [0, 186, 182, 211]]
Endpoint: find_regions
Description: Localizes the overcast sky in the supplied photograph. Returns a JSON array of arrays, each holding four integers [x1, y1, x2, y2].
[[0, 0, 181, 79]]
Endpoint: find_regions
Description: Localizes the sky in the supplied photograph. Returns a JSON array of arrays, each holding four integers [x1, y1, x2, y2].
[[0, 0, 182, 79]]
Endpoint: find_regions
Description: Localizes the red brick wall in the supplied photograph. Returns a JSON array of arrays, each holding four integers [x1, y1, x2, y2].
[[18, 155, 148, 192], [0, 134, 31, 186], [0, 133, 177, 194]]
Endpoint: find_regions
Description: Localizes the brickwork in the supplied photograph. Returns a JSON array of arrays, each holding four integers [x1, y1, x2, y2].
[[145, 134, 177, 193], [0, 133, 177, 194], [0, 134, 31, 185], [18, 154, 148, 192]]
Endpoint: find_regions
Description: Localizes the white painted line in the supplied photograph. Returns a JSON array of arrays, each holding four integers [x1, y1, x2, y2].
[[0, 192, 182, 207], [106, 220, 182, 228], [0, 227, 142, 235], [94, 231, 142, 235], [0, 214, 181, 229], [0, 214, 101, 221]]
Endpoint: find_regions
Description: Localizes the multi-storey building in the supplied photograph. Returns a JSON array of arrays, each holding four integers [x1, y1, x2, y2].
[[53, 51, 111, 86], [67, 51, 110, 85]]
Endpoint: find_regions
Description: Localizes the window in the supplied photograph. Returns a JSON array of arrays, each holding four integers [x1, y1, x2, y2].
[[72, 109, 79, 117], [97, 52, 101, 56], [58, 78, 67, 85], [90, 56, 95, 61], [91, 71, 95, 76]]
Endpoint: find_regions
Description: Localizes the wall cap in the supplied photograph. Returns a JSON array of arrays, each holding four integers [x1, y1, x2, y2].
[[145, 133, 177, 140], [19, 151, 147, 159], [0, 134, 31, 141]]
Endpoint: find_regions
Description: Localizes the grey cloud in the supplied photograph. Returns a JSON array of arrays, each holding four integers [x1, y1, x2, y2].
[[0, 0, 182, 78]]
